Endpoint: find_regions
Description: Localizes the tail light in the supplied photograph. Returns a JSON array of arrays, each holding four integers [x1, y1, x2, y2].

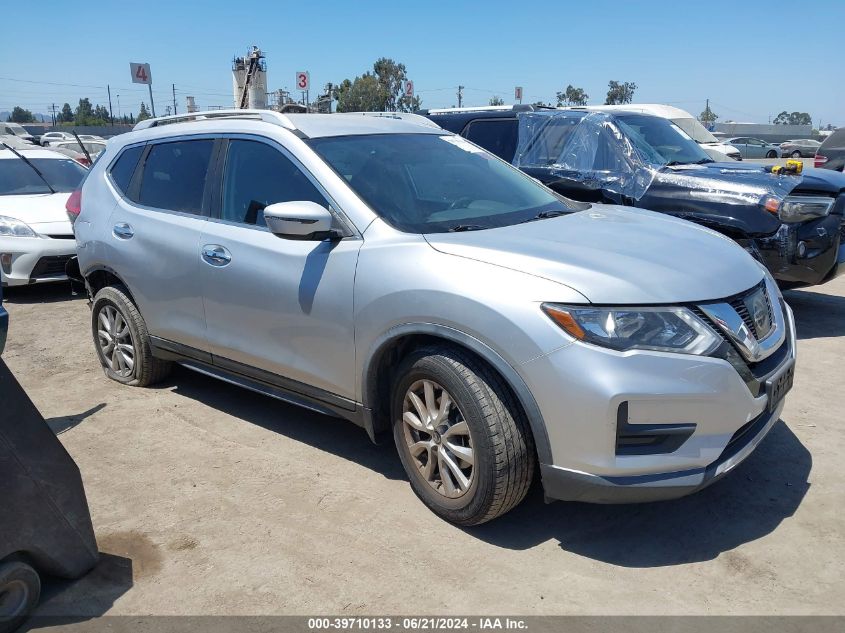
[[814, 154, 828, 168], [74, 157, 91, 167], [66, 188, 82, 225]]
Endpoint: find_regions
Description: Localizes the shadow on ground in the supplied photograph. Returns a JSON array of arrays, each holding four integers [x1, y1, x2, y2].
[[786, 288, 845, 339], [45, 403, 106, 435], [2, 282, 84, 305], [164, 367, 809, 568]]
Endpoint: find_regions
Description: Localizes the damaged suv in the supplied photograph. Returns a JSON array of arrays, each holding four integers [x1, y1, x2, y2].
[[426, 106, 845, 288], [72, 110, 795, 525]]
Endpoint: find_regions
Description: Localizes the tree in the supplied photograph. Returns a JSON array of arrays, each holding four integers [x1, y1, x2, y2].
[[334, 58, 421, 113], [489, 95, 505, 106], [556, 85, 589, 107], [59, 103, 73, 123], [604, 80, 637, 105], [137, 102, 151, 121], [8, 106, 35, 123], [699, 104, 718, 125], [94, 104, 111, 123], [74, 98, 94, 125], [773, 111, 812, 126]]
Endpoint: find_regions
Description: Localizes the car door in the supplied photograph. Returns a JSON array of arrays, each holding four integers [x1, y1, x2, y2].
[[732, 138, 748, 158], [106, 137, 215, 353], [198, 136, 361, 404]]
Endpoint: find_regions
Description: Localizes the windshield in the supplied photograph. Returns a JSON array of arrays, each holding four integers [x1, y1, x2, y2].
[[8, 124, 29, 138], [670, 117, 719, 144], [0, 157, 87, 195], [308, 133, 579, 233], [615, 114, 712, 166]]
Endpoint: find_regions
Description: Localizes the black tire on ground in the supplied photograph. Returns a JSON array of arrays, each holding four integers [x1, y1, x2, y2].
[[791, 150, 802, 158], [391, 345, 535, 526], [766, 150, 777, 158], [91, 285, 171, 387], [0, 561, 40, 633]]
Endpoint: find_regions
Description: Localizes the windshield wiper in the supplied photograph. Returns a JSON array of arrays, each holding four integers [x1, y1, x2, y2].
[[449, 224, 486, 232], [518, 209, 568, 224], [695, 157, 715, 164], [1, 142, 55, 193]]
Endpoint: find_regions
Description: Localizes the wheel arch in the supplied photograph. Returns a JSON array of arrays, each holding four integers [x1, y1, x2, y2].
[[83, 265, 136, 304], [361, 323, 552, 464]]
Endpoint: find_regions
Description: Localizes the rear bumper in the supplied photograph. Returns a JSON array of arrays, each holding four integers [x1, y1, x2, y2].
[[0, 236, 76, 287]]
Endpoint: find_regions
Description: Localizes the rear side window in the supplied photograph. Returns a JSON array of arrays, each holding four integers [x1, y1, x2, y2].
[[109, 145, 144, 195], [463, 119, 519, 162], [820, 129, 845, 150], [221, 139, 327, 226], [137, 140, 214, 214]]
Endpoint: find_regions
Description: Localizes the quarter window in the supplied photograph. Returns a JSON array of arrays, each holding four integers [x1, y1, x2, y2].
[[108, 145, 144, 195], [136, 139, 214, 214], [221, 139, 327, 226], [463, 119, 519, 162]]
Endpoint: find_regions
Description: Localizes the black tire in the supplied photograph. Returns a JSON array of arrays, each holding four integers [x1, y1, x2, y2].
[[766, 150, 777, 158], [91, 285, 171, 387], [0, 561, 40, 633], [391, 345, 535, 526], [791, 150, 801, 158]]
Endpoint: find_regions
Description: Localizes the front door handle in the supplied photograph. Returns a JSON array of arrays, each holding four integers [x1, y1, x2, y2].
[[201, 244, 232, 267], [113, 222, 134, 239]]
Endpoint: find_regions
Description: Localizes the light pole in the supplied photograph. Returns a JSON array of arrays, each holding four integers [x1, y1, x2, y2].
[[116, 94, 122, 120]]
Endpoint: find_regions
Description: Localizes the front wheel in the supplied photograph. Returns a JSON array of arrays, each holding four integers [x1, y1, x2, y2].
[[0, 561, 40, 633], [766, 150, 777, 158], [392, 346, 535, 526]]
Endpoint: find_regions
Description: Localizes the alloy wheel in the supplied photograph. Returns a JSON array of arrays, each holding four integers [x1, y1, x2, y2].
[[0, 580, 29, 619], [97, 305, 135, 378], [401, 379, 474, 499]]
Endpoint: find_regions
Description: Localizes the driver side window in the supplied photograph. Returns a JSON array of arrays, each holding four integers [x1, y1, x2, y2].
[[221, 139, 328, 226]]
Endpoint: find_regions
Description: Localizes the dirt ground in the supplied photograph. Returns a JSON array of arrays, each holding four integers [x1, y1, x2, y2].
[[3, 275, 844, 617]]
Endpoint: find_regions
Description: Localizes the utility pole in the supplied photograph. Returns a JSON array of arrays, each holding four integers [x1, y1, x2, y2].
[[172, 83, 177, 115], [49, 103, 57, 127], [457, 85, 464, 108], [116, 94, 121, 121], [148, 82, 156, 118], [107, 85, 114, 126]]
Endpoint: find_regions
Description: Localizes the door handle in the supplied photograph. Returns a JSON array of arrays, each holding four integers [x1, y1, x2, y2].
[[201, 244, 232, 267], [113, 222, 134, 239]]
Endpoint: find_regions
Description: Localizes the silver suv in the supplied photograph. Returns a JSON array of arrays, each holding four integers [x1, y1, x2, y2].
[[71, 110, 796, 525]]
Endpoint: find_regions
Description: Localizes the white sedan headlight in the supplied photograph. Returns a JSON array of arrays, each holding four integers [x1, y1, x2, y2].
[[542, 304, 721, 355], [778, 196, 834, 223], [0, 215, 37, 237]]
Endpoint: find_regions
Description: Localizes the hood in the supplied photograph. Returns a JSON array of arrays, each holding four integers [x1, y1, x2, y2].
[[0, 192, 73, 235], [425, 205, 764, 305], [672, 162, 845, 196]]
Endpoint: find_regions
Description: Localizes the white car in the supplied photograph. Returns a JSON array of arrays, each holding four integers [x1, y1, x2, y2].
[[0, 147, 87, 286], [0, 123, 35, 145], [39, 132, 76, 147], [565, 104, 743, 160]]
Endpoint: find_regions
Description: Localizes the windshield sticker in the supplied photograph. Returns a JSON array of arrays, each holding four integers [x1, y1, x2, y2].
[[440, 135, 489, 155]]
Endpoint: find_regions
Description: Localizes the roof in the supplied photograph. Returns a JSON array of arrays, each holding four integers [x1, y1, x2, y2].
[[0, 147, 73, 160], [132, 109, 444, 139], [564, 103, 696, 119]]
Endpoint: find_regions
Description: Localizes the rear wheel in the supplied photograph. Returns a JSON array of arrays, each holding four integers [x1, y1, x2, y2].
[[392, 346, 535, 526], [791, 150, 802, 158], [766, 150, 777, 158], [91, 285, 171, 387], [0, 561, 40, 633]]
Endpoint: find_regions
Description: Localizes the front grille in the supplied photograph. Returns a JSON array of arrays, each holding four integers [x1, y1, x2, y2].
[[728, 283, 774, 340], [30, 255, 72, 279], [46, 234, 75, 240]]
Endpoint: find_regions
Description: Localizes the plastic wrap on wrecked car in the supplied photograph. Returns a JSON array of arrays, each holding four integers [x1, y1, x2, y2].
[[512, 110, 798, 205]]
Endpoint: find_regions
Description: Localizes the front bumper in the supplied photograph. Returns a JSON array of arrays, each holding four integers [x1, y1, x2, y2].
[[523, 299, 796, 504], [0, 236, 77, 287], [752, 212, 845, 287]]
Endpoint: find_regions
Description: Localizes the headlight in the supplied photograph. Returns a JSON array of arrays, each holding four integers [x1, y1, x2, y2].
[[778, 196, 834, 223], [0, 215, 37, 238], [542, 304, 721, 355]]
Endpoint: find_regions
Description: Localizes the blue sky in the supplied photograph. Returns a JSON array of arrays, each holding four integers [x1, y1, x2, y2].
[[2, 0, 842, 125]]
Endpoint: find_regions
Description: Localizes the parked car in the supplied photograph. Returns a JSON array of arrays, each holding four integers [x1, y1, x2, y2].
[[567, 104, 743, 160], [71, 109, 796, 525], [77, 134, 105, 142], [725, 137, 780, 159], [46, 145, 92, 167], [815, 128, 845, 172], [39, 132, 76, 147], [780, 139, 821, 158], [50, 140, 107, 160], [425, 106, 845, 288], [0, 123, 34, 145], [0, 145, 86, 286]]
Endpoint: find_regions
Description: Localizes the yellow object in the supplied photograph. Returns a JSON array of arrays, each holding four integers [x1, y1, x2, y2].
[[786, 159, 803, 174]]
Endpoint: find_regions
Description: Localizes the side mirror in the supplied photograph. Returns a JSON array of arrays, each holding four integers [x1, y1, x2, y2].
[[263, 201, 343, 241]]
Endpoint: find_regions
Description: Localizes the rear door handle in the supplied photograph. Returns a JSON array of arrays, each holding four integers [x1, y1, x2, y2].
[[113, 222, 134, 239], [201, 244, 231, 267]]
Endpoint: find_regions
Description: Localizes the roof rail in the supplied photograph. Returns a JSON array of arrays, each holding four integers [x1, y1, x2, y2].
[[424, 104, 538, 115], [133, 109, 296, 132]]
